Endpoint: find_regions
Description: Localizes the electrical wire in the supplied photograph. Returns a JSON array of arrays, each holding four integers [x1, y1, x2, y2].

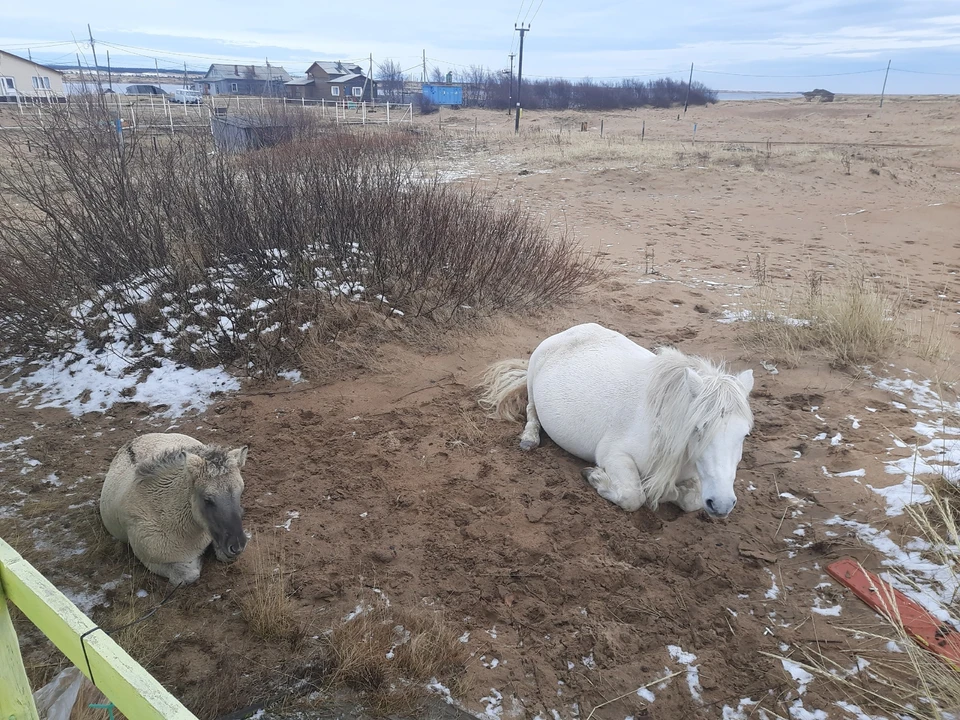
[[697, 67, 886, 78], [528, 0, 546, 25]]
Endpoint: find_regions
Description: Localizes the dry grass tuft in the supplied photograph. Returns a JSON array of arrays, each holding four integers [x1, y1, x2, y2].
[[322, 593, 469, 715], [239, 533, 302, 642], [741, 262, 906, 369]]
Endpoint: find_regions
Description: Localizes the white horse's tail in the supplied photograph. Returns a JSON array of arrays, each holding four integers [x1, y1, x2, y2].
[[477, 359, 529, 422]]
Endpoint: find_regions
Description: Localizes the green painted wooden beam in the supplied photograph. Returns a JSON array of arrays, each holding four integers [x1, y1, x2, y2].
[[0, 538, 197, 720], [0, 577, 40, 720]]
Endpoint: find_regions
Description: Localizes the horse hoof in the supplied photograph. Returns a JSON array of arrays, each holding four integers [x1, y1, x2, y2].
[[519, 439, 538, 451], [580, 467, 597, 483]]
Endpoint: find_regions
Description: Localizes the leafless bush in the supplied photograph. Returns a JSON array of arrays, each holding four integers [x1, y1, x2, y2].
[[0, 99, 597, 378]]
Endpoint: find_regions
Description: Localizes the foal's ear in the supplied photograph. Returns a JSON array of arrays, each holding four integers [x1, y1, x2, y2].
[[183, 451, 206, 477], [685, 367, 704, 397], [229, 446, 249, 468], [737, 368, 754, 394]]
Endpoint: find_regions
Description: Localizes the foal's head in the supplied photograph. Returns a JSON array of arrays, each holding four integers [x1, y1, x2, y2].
[[185, 446, 249, 562]]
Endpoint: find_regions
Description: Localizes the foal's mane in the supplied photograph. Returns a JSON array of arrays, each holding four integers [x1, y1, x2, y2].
[[136, 444, 232, 483], [642, 346, 753, 505]]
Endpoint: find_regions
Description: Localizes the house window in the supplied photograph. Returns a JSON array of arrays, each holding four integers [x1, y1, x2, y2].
[[352, 86, 362, 97], [4, 78, 16, 90], [32, 76, 51, 89], [331, 86, 340, 97], [230, 82, 239, 93]]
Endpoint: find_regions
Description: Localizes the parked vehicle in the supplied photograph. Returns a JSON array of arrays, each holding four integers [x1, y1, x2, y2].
[[169, 88, 202, 104], [125, 84, 166, 96]]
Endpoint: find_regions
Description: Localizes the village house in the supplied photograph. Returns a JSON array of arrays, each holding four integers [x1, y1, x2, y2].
[[0, 49, 66, 102], [284, 61, 376, 102], [194, 63, 292, 96]]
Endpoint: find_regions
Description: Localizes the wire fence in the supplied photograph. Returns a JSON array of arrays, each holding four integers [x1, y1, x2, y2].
[[0, 94, 413, 132]]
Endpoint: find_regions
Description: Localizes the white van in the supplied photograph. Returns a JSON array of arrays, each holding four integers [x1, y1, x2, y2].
[[170, 88, 202, 104]]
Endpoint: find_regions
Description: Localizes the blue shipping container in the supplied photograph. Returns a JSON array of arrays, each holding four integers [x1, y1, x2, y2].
[[422, 84, 463, 105]]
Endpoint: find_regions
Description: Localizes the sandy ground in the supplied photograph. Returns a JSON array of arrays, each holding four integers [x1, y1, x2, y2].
[[2, 95, 960, 719]]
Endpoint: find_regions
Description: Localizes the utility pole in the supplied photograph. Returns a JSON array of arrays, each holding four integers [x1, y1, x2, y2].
[[879, 59, 891, 108], [155, 58, 161, 87], [184, 61, 189, 90], [87, 24, 103, 90], [107, 50, 113, 91], [508, 52, 515, 116], [514, 24, 529, 134], [683, 62, 694, 115], [422, 49, 427, 83]]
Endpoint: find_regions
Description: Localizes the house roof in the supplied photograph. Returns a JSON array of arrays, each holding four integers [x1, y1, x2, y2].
[[308, 61, 363, 76], [328, 73, 364, 84], [202, 64, 292, 82], [0, 49, 64, 75], [285, 76, 315, 86]]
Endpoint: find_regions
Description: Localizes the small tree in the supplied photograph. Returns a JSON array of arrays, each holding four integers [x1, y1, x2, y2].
[[376, 59, 407, 102]]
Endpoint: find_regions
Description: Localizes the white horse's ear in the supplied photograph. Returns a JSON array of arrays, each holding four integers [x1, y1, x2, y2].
[[685, 367, 704, 397], [229, 446, 249, 468], [737, 369, 754, 394]]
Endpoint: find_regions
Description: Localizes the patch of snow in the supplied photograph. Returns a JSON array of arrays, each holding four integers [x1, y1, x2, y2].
[[765, 569, 780, 600], [479, 689, 503, 719], [781, 658, 814, 694], [277, 369, 303, 383], [868, 476, 932, 516], [1, 339, 239, 419], [722, 698, 759, 719], [667, 645, 702, 703], [581, 654, 596, 670], [831, 433, 843, 446], [836, 469, 866, 478]]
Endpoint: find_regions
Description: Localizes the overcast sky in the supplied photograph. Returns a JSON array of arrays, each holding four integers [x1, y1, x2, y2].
[[3, 0, 959, 93]]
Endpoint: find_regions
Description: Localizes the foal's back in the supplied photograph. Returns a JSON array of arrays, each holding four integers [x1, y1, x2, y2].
[[100, 433, 204, 542]]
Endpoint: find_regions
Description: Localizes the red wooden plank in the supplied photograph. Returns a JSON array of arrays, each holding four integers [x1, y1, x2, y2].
[[826, 558, 960, 670]]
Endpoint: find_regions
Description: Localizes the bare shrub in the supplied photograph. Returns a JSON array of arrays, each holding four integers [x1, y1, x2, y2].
[[0, 99, 596, 379]]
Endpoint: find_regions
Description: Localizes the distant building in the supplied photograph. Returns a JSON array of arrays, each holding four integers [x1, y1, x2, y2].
[[285, 61, 376, 102], [195, 64, 292, 96], [422, 83, 463, 106], [0, 49, 65, 102]]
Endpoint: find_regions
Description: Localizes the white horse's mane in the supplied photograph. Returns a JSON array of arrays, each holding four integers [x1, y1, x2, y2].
[[643, 346, 754, 503]]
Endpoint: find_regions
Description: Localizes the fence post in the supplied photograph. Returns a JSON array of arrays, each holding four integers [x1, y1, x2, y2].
[[386, 101, 390, 125], [0, 580, 40, 720]]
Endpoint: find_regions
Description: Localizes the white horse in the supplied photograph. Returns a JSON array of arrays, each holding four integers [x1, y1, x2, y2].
[[99, 433, 249, 585], [478, 323, 754, 518]]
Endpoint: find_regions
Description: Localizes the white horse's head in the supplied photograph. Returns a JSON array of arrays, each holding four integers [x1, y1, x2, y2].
[[687, 367, 754, 518]]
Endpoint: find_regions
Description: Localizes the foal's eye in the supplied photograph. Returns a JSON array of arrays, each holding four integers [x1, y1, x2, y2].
[[204, 497, 215, 506]]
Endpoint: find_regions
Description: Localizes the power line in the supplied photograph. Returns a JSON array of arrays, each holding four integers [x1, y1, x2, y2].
[[891, 67, 960, 77], [527, 0, 543, 23], [697, 68, 886, 78]]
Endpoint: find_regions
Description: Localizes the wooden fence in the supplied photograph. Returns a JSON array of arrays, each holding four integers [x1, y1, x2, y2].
[[0, 537, 197, 719]]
